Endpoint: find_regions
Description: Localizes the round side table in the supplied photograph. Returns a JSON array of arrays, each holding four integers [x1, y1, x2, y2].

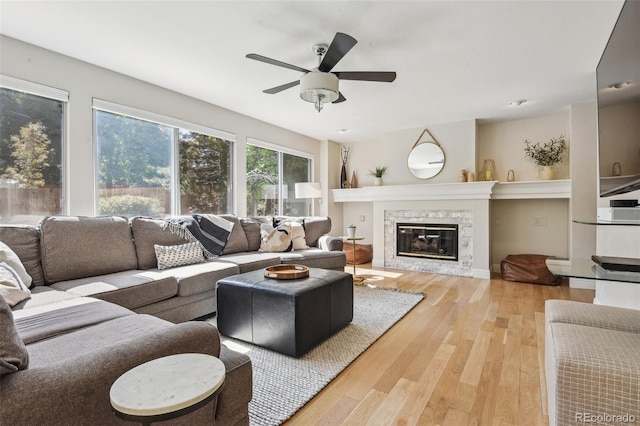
[[343, 236, 365, 283], [110, 353, 225, 425]]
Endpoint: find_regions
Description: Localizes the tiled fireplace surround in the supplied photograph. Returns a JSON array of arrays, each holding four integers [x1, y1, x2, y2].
[[385, 209, 473, 276]]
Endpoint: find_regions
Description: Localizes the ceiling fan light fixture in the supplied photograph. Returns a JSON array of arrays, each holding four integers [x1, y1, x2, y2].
[[300, 72, 339, 112]]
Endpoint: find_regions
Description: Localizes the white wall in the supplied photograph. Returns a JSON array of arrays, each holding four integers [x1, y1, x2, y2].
[[0, 35, 323, 217]]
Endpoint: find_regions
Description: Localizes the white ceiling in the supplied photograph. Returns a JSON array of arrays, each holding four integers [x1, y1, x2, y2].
[[0, 0, 625, 143]]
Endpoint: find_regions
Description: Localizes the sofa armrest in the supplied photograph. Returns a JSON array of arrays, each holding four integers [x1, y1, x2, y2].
[[318, 235, 343, 251], [0, 321, 249, 425]]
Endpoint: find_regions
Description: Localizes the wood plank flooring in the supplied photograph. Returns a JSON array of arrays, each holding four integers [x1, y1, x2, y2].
[[285, 264, 594, 426]]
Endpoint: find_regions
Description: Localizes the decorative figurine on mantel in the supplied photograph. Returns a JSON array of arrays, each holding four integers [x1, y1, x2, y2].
[[340, 146, 351, 188], [523, 135, 567, 180]]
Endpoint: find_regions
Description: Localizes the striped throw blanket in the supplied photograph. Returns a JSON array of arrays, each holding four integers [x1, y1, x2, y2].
[[163, 214, 234, 258]]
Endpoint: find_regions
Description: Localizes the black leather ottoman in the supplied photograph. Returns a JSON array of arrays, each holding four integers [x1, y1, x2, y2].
[[216, 268, 353, 357]]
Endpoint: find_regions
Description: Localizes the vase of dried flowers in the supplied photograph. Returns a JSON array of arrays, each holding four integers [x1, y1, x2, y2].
[[523, 135, 567, 180]]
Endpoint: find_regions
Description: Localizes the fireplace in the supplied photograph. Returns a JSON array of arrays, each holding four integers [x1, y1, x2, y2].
[[396, 223, 458, 261]]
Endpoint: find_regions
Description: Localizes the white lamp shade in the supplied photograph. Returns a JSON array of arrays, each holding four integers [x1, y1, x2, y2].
[[295, 182, 322, 199], [300, 72, 339, 103]]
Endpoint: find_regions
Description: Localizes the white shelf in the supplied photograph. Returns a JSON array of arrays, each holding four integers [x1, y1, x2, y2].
[[332, 180, 570, 203]]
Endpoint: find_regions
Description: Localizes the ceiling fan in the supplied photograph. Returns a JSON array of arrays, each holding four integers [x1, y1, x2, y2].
[[246, 32, 397, 112]]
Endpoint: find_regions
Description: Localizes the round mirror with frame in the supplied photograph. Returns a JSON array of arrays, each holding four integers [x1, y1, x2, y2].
[[408, 129, 446, 179]]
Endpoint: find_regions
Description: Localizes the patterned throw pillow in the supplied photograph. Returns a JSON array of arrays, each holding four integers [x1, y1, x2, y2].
[[154, 242, 205, 270], [258, 223, 293, 253]]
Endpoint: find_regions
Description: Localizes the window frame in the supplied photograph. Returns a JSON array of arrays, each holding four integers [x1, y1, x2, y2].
[[0, 74, 69, 220], [92, 99, 235, 216], [246, 138, 315, 216]]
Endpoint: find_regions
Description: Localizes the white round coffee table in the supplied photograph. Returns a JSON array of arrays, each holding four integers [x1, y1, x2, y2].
[[110, 353, 225, 425]]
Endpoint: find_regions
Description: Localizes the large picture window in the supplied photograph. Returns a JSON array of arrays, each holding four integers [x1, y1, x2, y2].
[[94, 101, 233, 217], [0, 77, 67, 225], [246, 141, 312, 217]]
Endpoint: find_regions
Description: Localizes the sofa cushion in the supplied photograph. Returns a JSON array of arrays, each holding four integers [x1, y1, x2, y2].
[[221, 215, 249, 255], [240, 217, 262, 252], [279, 249, 347, 271], [50, 270, 178, 310], [216, 252, 282, 274], [0, 295, 29, 376], [0, 225, 45, 286], [11, 286, 80, 311], [24, 314, 174, 369], [143, 261, 239, 297], [13, 297, 134, 345], [40, 216, 138, 283], [131, 217, 189, 269], [155, 242, 205, 270], [546, 299, 640, 334]]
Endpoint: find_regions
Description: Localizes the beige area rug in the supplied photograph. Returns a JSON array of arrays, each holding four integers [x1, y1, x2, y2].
[[211, 285, 424, 426]]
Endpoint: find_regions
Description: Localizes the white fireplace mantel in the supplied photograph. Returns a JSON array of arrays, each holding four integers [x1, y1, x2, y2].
[[332, 180, 570, 203], [333, 179, 571, 280]]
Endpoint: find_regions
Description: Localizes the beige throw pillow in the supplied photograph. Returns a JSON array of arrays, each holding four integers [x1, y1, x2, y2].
[[0, 242, 32, 288], [0, 262, 32, 306]]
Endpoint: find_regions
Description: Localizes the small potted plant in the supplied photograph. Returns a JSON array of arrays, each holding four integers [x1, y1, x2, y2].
[[369, 165, 387, 186], [347, 224, 357, 238], [523, 135, 567, 180]]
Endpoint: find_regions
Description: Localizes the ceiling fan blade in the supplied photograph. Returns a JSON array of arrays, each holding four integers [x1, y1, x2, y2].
[[319, 32, 357, 72], [333, 92, 347, 104], [246, 53, 311, 74], [334, 71, 397, 82], [263, 80, 300, 94]]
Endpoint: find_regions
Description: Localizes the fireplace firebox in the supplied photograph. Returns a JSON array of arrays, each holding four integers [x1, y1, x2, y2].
[[396, 223, 458, 261]]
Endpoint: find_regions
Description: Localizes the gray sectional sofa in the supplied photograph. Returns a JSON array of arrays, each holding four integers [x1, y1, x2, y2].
[[0, 214, 345, 425]]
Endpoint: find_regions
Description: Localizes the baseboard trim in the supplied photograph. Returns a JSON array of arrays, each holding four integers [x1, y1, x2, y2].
[[570, 277, 595, 290], [372, 259, 385, 268], [473, 269, 491, 279]]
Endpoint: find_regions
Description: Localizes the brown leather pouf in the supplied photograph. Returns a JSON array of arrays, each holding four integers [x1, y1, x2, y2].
[[343, 242, 373, 265], [500, 254, 560, 285]]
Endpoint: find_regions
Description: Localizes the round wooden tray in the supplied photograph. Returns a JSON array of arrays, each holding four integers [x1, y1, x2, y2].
[[264, 264, 310, 280]]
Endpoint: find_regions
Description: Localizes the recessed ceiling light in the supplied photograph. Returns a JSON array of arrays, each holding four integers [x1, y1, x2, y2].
[[608, 81, 632, 89], [508, 99, 527, 107], [337, 129, 348, 134]]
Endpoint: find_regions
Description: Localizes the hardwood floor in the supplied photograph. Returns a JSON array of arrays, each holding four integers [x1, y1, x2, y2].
[[285, 264, 594, 426]]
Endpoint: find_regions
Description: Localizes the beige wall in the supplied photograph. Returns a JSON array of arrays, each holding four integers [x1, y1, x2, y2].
[[342, 119, 477, 189], [491, 199, 569, 269], [477, 114, 570, 182], [0, 35, 323, 217]]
